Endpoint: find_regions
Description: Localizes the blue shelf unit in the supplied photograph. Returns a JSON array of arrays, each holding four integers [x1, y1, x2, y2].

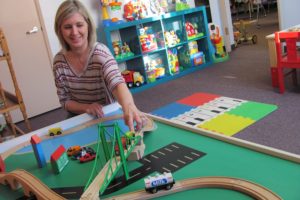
[[103, 6, 215, 93]]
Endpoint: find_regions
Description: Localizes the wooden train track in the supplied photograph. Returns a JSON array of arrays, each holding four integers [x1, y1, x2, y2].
[[0, 169, 281, 200], [0, 169, 65, 200], [104, 176, 282, 200], [80, 160, 119, 200]]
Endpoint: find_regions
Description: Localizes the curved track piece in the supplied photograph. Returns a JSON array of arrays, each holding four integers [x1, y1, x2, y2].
[[0, 169, 65, 200], [104, 176, 282, 200]]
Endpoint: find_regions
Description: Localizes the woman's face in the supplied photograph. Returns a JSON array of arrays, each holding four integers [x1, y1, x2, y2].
[[61, 12, 88, 51]]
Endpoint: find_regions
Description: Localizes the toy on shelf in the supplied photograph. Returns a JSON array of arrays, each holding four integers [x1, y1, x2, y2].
[[175, 0, 189, 11], [188, 41, 205, 66], [185, 21, 204, 40], [113, 41, 134, 60], [208, 23, 226, 58], [48, 127, 62, 136], [150, 0, 165, 15], [50, 145, 69, 174], [144, 172, 175, 193], [144, 55, 166, 82], [109, 0, 122, 11], [164, 30, 180, 47], [178, 44, 205, 68], [190, 51, 204, 66], [139, 27, 158, 53], [101, 0, 124, 26], [123, 0, 148, 21], [122, 70, 144, 88], [167, 48, 180, 73], [159, 0, 169, 13]]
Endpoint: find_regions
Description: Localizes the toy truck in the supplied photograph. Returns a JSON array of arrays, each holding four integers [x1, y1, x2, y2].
[[144, 172, 175, 193], [121, 70, 144, 88], [48, 127, 62, 136]]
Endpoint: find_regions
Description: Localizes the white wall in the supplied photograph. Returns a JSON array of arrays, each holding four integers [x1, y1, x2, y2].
[[38, 0, 101, 57], [277, 0, 300, 30]]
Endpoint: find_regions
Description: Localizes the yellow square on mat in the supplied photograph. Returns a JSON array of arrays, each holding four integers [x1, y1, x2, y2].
[[198, 113, 255, 136]]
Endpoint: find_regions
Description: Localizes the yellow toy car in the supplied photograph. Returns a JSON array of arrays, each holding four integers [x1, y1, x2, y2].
[[48, 127, 62, 136]]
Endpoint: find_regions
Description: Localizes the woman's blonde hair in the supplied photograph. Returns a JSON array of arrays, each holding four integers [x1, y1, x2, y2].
[[54, 0, 96, 51]]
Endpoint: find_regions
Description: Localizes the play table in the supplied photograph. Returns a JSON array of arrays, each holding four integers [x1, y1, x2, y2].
[[0, 105, 300, 200]]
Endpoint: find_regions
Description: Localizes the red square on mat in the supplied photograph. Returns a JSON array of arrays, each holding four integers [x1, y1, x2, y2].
[[177, 93, 220, 107]]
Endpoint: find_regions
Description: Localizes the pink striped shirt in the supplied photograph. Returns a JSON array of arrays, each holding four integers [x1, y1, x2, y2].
[[53, 43, 124, 108]]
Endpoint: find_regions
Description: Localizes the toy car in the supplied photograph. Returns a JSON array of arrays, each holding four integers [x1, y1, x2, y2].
[[71, 146, 95, 160], [67, 145, 81, 156], [115, 137, 127, 156], [125, 131, 135, 145], [48, 127, 62, 136], [121, 70, 144, 88], [79, 152, 96, 163], [144, 172, 175, 193]]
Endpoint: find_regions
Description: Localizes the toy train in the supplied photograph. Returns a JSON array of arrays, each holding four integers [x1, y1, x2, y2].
[[144, 172, 175, 193]]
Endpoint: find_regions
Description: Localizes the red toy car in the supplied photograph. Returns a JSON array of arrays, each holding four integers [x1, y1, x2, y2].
[[79, 152, 96, 163], [115, 137, 127, 156]]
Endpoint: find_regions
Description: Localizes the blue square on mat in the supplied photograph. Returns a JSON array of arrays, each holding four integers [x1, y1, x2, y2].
[[151, 102, 195, 119]]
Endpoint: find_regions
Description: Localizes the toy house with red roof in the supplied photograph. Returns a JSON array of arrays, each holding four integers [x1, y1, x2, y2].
[[50, 145, 69, 174]]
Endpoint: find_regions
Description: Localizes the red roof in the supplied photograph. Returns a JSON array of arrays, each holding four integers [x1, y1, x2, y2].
[[51, 145, 66, 161], [30, 134, 41, 144]]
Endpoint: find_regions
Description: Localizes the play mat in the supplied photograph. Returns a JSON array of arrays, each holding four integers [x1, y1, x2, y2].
[[151, 93, 278, 136]]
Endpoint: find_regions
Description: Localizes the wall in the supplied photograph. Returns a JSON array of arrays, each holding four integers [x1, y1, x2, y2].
[[38, 0, 101, 56], [277, 0, 300, 30]]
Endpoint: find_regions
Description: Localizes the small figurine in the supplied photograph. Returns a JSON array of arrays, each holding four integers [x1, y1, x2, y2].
[[185, 22, 196, 37], [113, 41, 121, 56], [121, 42, 132, 54], [123, 1, 135, 21], [164, 30, 180, 47], [150, 0, 164, 15]]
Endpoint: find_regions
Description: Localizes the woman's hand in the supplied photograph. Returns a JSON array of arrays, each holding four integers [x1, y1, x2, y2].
[[123, 103, 147, 132], [86, 103, 104, 118]]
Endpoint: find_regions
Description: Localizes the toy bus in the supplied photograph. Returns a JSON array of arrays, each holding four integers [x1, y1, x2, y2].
[[144, 172, 175, 193]]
